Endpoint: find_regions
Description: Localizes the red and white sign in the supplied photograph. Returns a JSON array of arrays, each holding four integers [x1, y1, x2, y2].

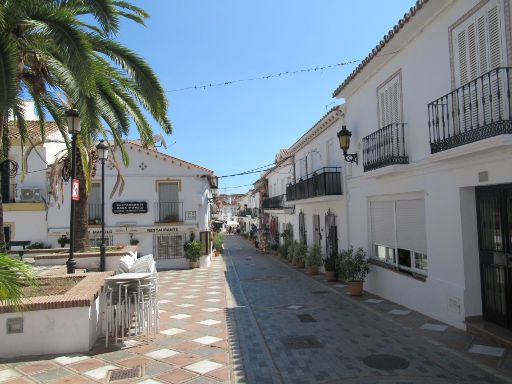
[[72, 179, 80, 201]]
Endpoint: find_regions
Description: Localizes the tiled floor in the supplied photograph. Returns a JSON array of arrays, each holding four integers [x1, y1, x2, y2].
[[0, 256, 231, 384]]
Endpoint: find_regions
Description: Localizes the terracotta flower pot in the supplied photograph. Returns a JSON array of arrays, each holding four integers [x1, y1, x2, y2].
[[296, 261, 305, 269], [190, 261, 199, 269], [214, 250, 220, 257], [308, 266, 319, 275], [347, 281, 364, 296], [325, 270, 337, 282]]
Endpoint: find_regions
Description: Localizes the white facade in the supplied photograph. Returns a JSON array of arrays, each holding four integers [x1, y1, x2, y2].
[[335, 0, 512, 329], [5, 113, 215, 269]]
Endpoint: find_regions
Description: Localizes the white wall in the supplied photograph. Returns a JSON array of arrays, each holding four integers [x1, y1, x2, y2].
[[339, 0, 512, 329]]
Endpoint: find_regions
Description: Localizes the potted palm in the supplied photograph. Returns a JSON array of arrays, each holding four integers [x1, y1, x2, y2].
[[306, 244, 322, 275], [213, 234, 224, 256], [293, 242, 307, 269], [323, 252, 338, 282], [338, 247, 370, 296], [184, 233, 202, 268]]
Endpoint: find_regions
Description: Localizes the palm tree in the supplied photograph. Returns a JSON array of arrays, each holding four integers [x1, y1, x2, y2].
[[0, 253, 38, 310], [0, 1, 171, 251]]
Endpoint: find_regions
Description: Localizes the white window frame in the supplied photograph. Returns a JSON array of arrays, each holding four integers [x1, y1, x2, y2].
[[369, 194, 428, 277]]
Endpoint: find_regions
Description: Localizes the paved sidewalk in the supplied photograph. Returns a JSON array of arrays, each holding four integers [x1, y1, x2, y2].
[[0, 257, 231, 384], [224, 235, 512, 384]]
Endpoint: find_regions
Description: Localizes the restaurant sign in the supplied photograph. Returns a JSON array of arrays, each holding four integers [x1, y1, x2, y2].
[[112, 201, 148, 214]]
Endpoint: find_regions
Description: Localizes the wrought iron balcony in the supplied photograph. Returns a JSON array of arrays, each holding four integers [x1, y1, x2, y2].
[[263, 194, 286, 210], [428, 67, 512, 154], [155, 201, 183, 223], [362, 123, 408, 172], [286, 167, 342, 202]]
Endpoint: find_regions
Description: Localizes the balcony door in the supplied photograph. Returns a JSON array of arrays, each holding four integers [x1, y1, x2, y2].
[[476, 184, 512, 330], [452, 0, 507, 129], [158, 182, 179, 222]]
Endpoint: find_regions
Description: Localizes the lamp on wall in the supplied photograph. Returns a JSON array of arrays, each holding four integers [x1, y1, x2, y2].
[[337, 125, 358, 165]]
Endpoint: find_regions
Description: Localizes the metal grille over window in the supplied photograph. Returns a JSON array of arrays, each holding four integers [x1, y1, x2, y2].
[[90, 235, 113, 247], [153, 234, 184, 259]]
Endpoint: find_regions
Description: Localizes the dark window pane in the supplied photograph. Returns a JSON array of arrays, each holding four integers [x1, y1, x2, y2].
[[397, 248, 411, 268]]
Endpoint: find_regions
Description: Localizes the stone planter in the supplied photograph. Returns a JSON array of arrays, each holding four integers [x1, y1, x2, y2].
[[190, 260, 199, 269], [0, 272, 112, 358]]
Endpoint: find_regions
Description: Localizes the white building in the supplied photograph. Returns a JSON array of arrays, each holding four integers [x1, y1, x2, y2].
[[334, 0, 512, 330], [284, 106, 345, 257], [5, 103, 216, 269], [237, 190, 260, 233]]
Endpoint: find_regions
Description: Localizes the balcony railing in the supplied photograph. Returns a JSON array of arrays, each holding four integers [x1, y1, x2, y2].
[[89, 203, 102, 224], [262, 194, 286, 209], [428, 67, 512, 154], [286, 167, 342, 202], [155, 202, 183, 223], [362, 123, 408, 172]]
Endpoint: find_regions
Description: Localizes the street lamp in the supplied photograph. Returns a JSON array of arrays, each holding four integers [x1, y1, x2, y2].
[[337, 125, 358, 164], [96, 140, 109, 272], [66, 108, 81, 274]]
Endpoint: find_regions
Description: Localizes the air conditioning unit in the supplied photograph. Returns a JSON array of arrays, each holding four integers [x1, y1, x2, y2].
[[20, 188, 42, 202]]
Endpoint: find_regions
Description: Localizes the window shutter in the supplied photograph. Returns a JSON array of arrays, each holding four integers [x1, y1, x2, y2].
[[370, 201, 395, 248], [395, 199, 427, 254], [457, 29, 468, 85], [89, 184, 101, 205], [378, 74, 402, 128], [487, 5, 502, 70], [159, 183, 179, 202]]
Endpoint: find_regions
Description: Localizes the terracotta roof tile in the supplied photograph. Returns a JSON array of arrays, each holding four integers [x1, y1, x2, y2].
[[7, 120, 61, 141], [332, 0, 429, 97]]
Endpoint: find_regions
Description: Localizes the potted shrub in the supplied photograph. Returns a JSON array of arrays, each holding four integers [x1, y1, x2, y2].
[[213, 233, 224, 256], [338, 247, 370, 296], [270, 243, 279, 256], [58, 235, 69, 248], [129, 238, 139, 246], [184, 233, 202, 268], [306, 244, 322, 275], [279, 243, 288, 260], [323, 252, 338, 282], [293, 242, 307, 268], [287, 242, 295, 264]]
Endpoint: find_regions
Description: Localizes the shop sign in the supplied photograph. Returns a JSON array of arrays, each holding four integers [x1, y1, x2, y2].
[[112, 201, 148, 214]]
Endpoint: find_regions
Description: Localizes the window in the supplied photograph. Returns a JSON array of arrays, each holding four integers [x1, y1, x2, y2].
[[451, 0, 506, 127], [377, 72, 402, 128], [370, 197, 428, 276], [89, 184, 101, 224], [90, 235, 113, 247], [158, 182, 180, 222], [153, 233, 184, 259]]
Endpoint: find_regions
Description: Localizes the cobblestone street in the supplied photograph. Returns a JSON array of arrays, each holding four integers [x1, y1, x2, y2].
[[1, 235, 511, 384], [224, 235, 512, 384]]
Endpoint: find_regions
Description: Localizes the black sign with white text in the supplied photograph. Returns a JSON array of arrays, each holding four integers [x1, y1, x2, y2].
[[112, 201, 148, 214]]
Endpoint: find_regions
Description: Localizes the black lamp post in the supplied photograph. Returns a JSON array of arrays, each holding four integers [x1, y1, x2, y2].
[[66, 108, 81, 274], [337, 125, 358, 164], [96, 140, 109, 272]]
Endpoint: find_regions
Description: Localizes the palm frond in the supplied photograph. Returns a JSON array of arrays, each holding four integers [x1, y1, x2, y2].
[[0, 254, 39, 311]]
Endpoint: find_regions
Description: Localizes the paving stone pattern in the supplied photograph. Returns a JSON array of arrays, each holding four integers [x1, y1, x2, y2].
[[224, 235, 512, 384], [0, 257, 231, 384]]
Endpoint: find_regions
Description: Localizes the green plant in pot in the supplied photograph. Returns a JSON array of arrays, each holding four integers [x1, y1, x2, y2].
[[270, 243, 279, 256], [338, 247, 370, 296], [279, 243, 289, 260], [213, 233, 224, 256], [323, 251, 338, 282], [306, 244, 322, 275], [129, 238, 139, 246], [58, 235, 69, 248], [184, 233, 202, 268], [287, 242, 296, 263], [293, 241, 307, 268]]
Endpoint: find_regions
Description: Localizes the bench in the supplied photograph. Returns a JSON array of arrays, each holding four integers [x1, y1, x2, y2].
[[8, 240, 32, 260]]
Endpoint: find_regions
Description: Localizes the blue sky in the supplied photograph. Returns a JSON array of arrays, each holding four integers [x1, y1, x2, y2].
[[119, 0, 416, 194]]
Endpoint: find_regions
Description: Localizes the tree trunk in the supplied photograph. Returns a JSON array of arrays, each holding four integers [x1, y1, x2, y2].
[[0, 115, 7, 252], [74, 153, 90, 252]]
